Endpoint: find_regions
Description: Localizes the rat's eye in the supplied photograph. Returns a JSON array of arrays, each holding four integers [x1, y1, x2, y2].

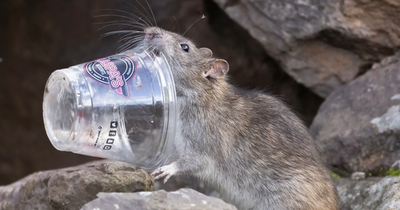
[[180, 44, 189, 52]]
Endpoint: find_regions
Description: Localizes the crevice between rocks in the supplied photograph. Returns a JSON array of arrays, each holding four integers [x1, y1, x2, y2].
[[316, 28, 396, 78], [317, 29, 396, 61]]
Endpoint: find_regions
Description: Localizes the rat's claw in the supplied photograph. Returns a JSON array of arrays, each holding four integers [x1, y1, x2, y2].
[[151, 162, 178, 183]]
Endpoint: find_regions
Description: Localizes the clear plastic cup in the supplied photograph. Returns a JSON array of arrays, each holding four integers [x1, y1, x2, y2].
[[42, 49, 177, 171]]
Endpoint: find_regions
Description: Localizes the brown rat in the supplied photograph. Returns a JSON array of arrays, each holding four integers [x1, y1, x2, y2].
[[141, 26, 339, 210]]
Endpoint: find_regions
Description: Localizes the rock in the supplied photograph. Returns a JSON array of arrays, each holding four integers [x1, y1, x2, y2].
[[81, 188, 237, 210], [0, 160, 153, 210], [337, 177, 400, 210], [310, 54, 400, 175], [371, 51, 400, 71], [350, 172, 366, 180], [154, 175, 219, 198], [212, 0, 400, 97]]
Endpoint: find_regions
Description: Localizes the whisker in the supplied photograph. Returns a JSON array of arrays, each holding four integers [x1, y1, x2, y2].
[[94, 20, 139, 26], [120, 35, 145, 45], [102, 30, 144, 35], [172, 15, 180, 34], [121, 1, 154, 27], [94, 14, 146, 26], [97, 22, 146, 32], [117, 38, 144, 53], [183, 14, 206, 36], [143, 0, 157, 27], [143, 44, 154, 53], [118, 36, 144, 43], [118, 32, 144, 41], [119, 37, 144, 44], [95, 14, 136, 22], [123, 0, 154, 27], [98, 8, 151, 27], [117, 39, 137, 52], [93, 1, 158, 53], [100, 30, 144, 39]]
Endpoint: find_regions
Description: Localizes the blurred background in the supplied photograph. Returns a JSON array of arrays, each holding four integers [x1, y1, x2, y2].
[[0, 0, 323, 185]]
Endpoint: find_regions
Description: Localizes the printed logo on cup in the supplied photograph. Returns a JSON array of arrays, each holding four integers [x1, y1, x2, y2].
[[84, 55, 136, 98]]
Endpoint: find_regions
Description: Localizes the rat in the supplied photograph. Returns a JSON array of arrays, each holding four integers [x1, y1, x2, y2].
[[141, 26, 339, 210]]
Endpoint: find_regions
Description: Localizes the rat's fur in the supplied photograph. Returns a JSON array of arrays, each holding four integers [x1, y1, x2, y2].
[[144, 27, 339, 210]]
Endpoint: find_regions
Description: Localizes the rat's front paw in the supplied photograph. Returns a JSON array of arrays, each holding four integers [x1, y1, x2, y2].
[[151, 162, 178, 183]]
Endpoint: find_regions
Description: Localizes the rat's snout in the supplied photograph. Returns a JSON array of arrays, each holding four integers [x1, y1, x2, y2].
[[144, 27, 164, 56], [144, 27, 161, 41], [145, 31, 154, 40]]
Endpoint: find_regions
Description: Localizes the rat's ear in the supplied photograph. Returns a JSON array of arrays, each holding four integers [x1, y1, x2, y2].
[[203, 59, 229, 78], [199, 47, 213, 58]]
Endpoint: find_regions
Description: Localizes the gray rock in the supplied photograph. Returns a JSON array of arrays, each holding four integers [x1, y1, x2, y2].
[[337, 177, 400, 210], [0, 160, 153, 210], [154, 175, 219, 198], [213, 0, 400, 97], [310, 54, 400, 175], [81, 188, 237, 210], [350, 172, 366, 180]]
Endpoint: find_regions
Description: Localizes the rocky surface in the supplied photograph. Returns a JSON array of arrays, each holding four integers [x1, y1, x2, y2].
[[81, 188, 237, 210], [0, 160, 153, 210], [3, 158, 400, 210], [338, 176, 400, 210], [310, 54, 400, 176], [154, 175, 219, 198], [213, 0, 400, 98]]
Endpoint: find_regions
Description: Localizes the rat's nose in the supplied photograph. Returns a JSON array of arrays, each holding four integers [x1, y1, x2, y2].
[[144, 27, 160, 40], [145, 31, 154, 40]]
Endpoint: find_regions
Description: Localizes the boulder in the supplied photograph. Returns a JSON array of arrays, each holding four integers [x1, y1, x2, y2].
[[154, 175, 219, 198], [337, 176, 400, 210], [310, 54, 400, 175], [81, 188, 237, 210], [212, 0, 400, 97], [0, 160, 153, 210]]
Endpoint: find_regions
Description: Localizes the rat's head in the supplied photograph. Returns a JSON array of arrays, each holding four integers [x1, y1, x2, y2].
[[142, 27, 229, 98]]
